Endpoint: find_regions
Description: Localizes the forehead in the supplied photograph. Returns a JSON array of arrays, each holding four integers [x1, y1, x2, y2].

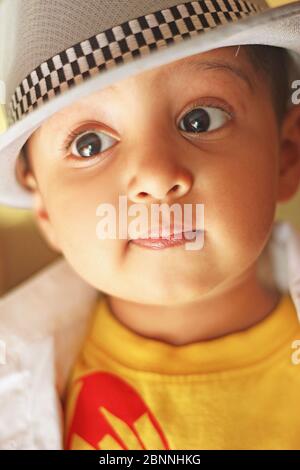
[[37, 45, 253, 135]]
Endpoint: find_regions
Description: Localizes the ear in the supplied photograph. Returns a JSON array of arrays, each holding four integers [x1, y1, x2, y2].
[[16, 156, 62, 254], [277, 104, 300, 203]]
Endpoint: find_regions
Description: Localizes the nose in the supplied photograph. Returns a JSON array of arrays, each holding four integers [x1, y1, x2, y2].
[[127, 141, 193, 204]]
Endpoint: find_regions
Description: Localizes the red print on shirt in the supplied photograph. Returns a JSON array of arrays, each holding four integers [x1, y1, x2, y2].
[[64, 371, 171, 450]]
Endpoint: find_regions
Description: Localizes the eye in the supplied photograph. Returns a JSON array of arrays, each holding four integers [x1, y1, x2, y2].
[[178, 106, 232, 134], [65, 129, 118, 159]]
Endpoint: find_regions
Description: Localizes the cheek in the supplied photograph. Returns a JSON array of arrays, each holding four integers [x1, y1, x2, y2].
[[43, 173, 127, 289], [201, 126, 279, 269], [42, 164, 115, 245]]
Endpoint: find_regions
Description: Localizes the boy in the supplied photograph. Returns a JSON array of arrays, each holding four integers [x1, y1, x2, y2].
[[1, 0, 300, 450]]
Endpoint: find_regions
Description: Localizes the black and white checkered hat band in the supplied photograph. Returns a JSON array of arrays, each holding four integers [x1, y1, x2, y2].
[[9, 0, 266, 125]]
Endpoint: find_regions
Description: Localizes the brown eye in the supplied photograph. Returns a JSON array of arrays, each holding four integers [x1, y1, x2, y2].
[[179, 106, 231, 134], [71, 130, 117, 158]]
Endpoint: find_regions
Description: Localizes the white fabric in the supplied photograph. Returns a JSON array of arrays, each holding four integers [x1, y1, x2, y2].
[[0, 219, 300, 449], [0, 257, 99, 449]]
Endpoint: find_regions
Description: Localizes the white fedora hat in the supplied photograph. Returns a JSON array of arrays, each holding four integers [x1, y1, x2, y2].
[[0, 0, 300, 209]]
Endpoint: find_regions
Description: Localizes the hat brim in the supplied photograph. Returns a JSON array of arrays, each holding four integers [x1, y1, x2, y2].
[[1, 1, 300, 209]]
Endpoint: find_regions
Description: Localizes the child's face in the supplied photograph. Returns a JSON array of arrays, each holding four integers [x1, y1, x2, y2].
[[23, 45, 299, 305]]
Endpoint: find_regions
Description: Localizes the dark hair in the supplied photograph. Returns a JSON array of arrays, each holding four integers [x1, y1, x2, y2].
[[20, 44, 292, 180], [243, 44, 292, 124]]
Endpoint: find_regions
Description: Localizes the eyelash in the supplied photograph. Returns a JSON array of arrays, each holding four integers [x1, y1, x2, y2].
[[180, 97, 234, 122], [61, 98, 235, 160], [60, 126, 115, 163], [62, 129, 93, 153]]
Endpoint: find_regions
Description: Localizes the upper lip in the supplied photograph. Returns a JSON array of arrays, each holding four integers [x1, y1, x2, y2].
[[129, 224, 199, 241]]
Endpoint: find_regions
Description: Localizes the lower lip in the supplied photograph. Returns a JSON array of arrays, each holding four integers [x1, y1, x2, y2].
[[129, 230, 202, 250]]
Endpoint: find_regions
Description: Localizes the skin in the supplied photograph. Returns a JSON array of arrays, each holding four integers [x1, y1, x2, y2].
[[18, 45, 300, 345]]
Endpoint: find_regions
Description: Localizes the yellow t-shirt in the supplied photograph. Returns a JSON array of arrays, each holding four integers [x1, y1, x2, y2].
[[63, 292, 300, 450]]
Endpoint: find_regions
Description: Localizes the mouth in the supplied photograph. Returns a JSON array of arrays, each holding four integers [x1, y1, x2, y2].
[[129, 229, 203, 250]]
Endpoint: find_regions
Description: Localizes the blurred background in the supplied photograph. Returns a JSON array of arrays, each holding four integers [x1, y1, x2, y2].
[[0, 0, 299, 296]]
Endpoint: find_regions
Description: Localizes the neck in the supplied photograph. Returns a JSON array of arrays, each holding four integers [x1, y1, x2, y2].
[[106, 264, 281, 345]]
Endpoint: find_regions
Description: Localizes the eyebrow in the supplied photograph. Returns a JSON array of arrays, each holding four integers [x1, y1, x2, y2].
[[58, 57, 254, 119], [169, 58, 254, 94]]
